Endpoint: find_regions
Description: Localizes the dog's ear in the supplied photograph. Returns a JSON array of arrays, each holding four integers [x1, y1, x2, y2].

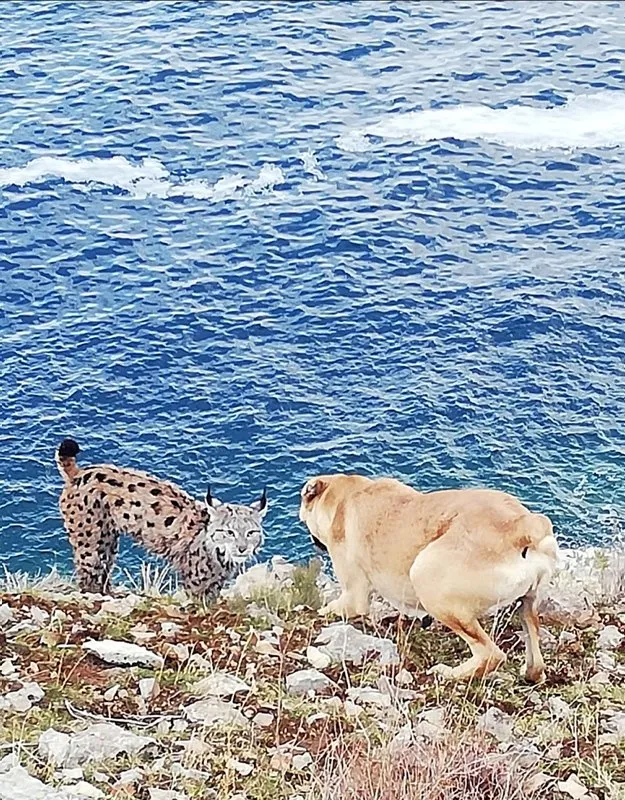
[[301, 479, 327, 503]]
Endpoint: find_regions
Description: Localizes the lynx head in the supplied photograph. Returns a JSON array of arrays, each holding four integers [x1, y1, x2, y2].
[[204, 486, 267, 565]]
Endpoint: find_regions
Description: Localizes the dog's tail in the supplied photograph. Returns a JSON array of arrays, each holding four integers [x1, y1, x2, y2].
[[518, 512, 558, 563], [56, 439, 80, 483]]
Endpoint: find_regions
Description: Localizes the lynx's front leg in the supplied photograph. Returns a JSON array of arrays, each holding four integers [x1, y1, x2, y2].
[[319, 554, 372, 618]]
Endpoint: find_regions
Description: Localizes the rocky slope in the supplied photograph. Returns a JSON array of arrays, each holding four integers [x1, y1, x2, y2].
[[0, 553, 624, 800]]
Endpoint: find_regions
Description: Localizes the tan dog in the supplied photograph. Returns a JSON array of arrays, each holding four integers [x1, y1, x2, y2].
[[299, 474, 558, 682]]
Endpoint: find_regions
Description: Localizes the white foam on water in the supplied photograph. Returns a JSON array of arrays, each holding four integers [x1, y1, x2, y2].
[[300, 149, 325, 180], [0, 155, 285, 200], [337, 92, 625, 152]]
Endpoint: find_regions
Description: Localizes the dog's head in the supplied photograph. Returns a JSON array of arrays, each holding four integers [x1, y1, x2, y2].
[[299, 476, 331, 551]]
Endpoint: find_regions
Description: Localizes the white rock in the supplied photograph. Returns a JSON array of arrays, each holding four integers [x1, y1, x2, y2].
[[226, 758, 254, 776], [114, 768, 144, 787], [253, 712, 274, 728], [548, 696, 572, 721], [597, 650, 616, 672], [82, 639, 163, 668], [286, 669, 333, 696], [346, 687, 392, 708], [183, 698, 248, 727], [60, 768, 84, 782], [0, 766, 71, 799], [0, 754, 19, 774], [557, 773, 589, 799], [306, 646, 331, 670], [589, 671, 611, 686], [29, 606, 50, 627], [0, 660, 17, 677], [191, 672, 251, 698], [597, 625, 624, 650], [102, 684, 119, 702], [395, 668, 414, 686], [254, 640, 281, 657], [223, 563, 276, 599], [343, 700, 363, 719], [602, 710, 625, 742], [315, 623, 399, 666], [39, 729, 71, 766], [160, 622, 181, 637], [413, 707, 446, 740], [172, 718, 189, 733], [65, 781, 105, 799], [558, 631, 577, 646], [1, 682, 44, 713], [138, 678, 159, 700], [61, 723, 154, 768], [98, 595, 142, 618], [0, 604, 15, 627], [148, 790, 189, 800], [292, 752, 313, 770], [389, 722, 414, 753], [477, 707, 514, 743]]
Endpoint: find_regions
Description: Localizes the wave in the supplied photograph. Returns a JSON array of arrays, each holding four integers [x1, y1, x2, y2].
[[0, 156, 285, 200], [336, 92, 625, 152]]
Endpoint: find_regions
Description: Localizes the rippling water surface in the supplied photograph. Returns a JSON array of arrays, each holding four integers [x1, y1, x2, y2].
[[2, 1, 625, 575]]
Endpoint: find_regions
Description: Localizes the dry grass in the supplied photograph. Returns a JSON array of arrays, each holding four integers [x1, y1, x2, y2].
[[313, 732, 536, 800]]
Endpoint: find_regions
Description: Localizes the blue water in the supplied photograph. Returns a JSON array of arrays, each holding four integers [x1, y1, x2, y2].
[[1, 1, 625, 575]]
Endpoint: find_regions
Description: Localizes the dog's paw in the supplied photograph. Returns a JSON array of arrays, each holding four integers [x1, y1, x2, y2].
[[318, 601, 339, 617], [427, 663, 455, 680]]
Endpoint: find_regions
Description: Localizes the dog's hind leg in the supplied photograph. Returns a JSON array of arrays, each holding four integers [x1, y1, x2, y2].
[[426, 612, 506, 680], [519, 592, 545, 683]]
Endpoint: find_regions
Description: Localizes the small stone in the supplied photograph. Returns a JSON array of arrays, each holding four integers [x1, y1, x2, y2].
[[558, 631, 576, 646], [148, 790, 189, 800], [61, 768, 84, 782], [548, 696, 572, 721], [253, 712, 274, 728], [114, 768, 144, 788], [315, 623, 399, 666], [589, 671, 611, 686], [39, 729, 71, 765], [292, 752, 313, 770], [306, 646, 331, 670], [139, 677, 159, 700], [63, 723, 154, 768], [270, 752, 292, 771], [29, 606, 50, 627], [0, 604, 15, 627], [2, 681, 44, 713], [346, 687, 392, 708], [389, 722, 414, 752], [343, 700, 363, 719], [160, 622, 181, 637], [602, 710, 625, 742], [0, 753, 19, 773], [557, 773, 589, 799], [65, 781, 106, 799], [99, 595, 142, 618], [91, 773, 109, 784], [597, 650, 616, 671], [103, 684, 120, 702], [254, 640, 281, 657], [226, 758, 254, 776], [191, 672, 251, 698], [82, 639, 163, 668], [413, 707, 446, 740], [538, 627, 557, 650], [477, 707, 514, 743], [0, 766, 71, 799], [172, 718, 189, 733], [156, 719, 171, 735], [597, 625, 624, 650], [395, 668, 414, 686], [164, 642, 190, 663], [286, 669, 333, 696], [128, 624, 157, 645], [183, 698, 248, 727], [0, 659, 17, 677]]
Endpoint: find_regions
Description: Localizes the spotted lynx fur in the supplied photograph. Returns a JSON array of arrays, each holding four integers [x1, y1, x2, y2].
[[56, 439, 267, 597]]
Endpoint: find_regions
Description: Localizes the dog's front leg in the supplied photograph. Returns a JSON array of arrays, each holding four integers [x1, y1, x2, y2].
[[319, 574, 371, 619]]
